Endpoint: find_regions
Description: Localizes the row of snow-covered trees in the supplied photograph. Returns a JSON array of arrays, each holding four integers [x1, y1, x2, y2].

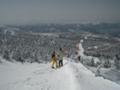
[[81, 54, 120, 70], [0, 32, 76, 63], [0, 31, 120, 70]]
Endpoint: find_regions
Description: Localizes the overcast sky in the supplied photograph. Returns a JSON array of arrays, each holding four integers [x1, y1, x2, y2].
[[0, 0, 120, 24]]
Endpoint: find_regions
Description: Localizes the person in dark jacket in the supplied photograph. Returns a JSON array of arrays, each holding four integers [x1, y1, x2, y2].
[[57, 48, 64, 67]]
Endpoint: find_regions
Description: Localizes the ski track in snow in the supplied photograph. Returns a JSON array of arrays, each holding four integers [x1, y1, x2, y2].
[[0, 60, 120, 90]]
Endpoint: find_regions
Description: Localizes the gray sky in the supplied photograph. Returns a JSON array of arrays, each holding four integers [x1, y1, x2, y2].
[[0, 0, 120, 24]]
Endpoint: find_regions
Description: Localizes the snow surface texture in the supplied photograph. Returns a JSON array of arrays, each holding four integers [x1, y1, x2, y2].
[[0, 60, 120, 90]]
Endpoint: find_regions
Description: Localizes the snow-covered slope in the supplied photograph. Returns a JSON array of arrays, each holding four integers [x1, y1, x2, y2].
[[0, 60, 120, 90], [69, 62, 120, 90]]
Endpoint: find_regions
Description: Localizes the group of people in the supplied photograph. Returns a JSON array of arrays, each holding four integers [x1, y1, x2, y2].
[[51, 41, 83, 69], [51, 48, 64, 69]]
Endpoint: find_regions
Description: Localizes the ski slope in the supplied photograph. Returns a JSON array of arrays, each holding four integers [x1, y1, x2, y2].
[[0, 60, 120, 90]]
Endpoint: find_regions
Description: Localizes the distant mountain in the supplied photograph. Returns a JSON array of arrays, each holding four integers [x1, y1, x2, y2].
[[0, 23, 120, 37]]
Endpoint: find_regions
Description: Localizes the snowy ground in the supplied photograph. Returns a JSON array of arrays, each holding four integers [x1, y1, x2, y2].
[[0, 60, 120, 90]]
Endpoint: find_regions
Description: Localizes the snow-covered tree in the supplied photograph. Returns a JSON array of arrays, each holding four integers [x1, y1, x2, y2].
[[114, 55, 120, 69], [103, 59, 111, 68]]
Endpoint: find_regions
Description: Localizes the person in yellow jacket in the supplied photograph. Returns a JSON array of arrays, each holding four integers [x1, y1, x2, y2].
[[51, 51, 57, 69]]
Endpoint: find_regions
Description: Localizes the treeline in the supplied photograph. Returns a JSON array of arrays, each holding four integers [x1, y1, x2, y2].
[[0, 32, 75, 63]]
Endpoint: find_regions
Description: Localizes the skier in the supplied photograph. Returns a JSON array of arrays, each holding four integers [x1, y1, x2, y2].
[[57, 48, 64, 67], [51, 51, 57, 69]]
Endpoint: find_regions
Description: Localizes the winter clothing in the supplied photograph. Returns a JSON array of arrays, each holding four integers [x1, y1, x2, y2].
[[51, 51, 57, 68], [78, 56, 81, 61], [57, 50, 64, 60], [59, 59, 63, 67], [57, 49, 64, 67]]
